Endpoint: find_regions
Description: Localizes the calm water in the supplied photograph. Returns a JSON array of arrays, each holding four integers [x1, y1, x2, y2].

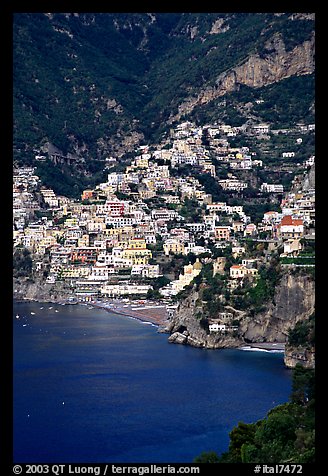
[[13, 302, 292, 463]]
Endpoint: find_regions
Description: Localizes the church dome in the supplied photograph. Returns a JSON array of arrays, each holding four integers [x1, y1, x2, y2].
[[193, 258, 202, 270]]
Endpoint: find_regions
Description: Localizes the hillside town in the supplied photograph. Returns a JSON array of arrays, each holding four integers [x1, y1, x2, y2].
[[13, 120, 315, 320]]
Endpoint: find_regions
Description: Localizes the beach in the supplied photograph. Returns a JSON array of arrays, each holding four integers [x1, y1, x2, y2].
[[88, 301, 286, 353], [15, 297, 286, 352], [87, 299, 170, 327]]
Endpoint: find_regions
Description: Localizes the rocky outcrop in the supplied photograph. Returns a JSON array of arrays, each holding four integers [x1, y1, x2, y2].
[[170, 33, 315, 123], [284, 345, 315, 369], [13, 277, 74, 303], [222, 33, 315, 89], [163, 271, 315, 368], [239, 272, 315, 343], [160, 291, 243, 349], [302, 164, 315, 191]]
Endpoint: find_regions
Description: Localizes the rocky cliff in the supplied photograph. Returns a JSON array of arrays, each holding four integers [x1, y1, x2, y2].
[[160, 291, 242, 349], [13, 276, 73, 303], [239, 272, 315, 343], [161, 270, 315, 367], [170, 33, 315, 123]]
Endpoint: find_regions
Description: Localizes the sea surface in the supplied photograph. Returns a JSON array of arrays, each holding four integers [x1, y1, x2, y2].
[[13, 301, 292, 463]]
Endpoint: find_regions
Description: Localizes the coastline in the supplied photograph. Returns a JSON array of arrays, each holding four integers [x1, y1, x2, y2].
[[14, 298, 286, 352], [239, 343, 285, 353], [88, 299, 169, 327], [14, 297, 170, 328]]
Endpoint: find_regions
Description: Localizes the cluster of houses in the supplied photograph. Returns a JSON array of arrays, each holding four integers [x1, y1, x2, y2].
[[13, 120, 315, 308]]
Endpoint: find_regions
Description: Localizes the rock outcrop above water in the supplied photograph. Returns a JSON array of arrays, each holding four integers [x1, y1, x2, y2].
[[161, 270, 315, 368], [160, 292, 242, 349], [284, 345, 315, 369], [13, 277, 73, 303]]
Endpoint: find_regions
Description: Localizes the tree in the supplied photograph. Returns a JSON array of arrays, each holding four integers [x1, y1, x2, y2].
[[290, 364, 315, 405], [288, 318, 315, 348], [193, 451, 220, 463], [13, 247, 33, 278], [151, 275, 171, 290]]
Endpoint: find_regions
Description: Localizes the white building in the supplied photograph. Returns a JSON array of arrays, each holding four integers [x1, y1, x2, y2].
[[260, 183, 284, 193], [100, 284, 152, 297], [252, 123, 270, 135]]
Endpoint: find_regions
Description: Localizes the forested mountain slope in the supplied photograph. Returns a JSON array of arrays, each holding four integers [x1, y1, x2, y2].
[[13, 12, 315, 179]]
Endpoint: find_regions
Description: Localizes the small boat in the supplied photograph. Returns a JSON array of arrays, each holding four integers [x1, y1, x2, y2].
[[30, 312, 35, 315], [15, 314, 19, 319], [55, 310, 59, 313]]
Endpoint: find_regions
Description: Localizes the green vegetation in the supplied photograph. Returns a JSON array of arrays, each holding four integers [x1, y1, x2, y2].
[[199, 256, 282, 317], [194, 364, 315, 463], [196, 174, 226, 202], [179, 198, 204, 222], [35, 160, 107, 199], [14, 13, 314, 196], [280, 257, 315, 266], [13, 247, 33, 278], [190, 74, 314, 128], [243, 260, 282, 312], [287, 314, 315, 349]]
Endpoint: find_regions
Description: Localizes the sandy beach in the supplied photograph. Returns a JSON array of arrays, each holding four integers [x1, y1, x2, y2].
[[88, 299, 170, 327]]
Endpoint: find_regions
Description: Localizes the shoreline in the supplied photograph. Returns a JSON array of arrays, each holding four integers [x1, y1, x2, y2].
[[14, 297, 170, 328], [88, 300, 170, 328], [239, 343, 285, 353], [14, 298, 286, 352]]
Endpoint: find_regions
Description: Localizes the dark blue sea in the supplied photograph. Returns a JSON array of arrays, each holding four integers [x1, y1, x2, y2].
[[13, 302, 292, 463]]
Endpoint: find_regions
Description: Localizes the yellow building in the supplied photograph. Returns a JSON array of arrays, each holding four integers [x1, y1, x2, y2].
[[60, 266, 91, 279], [135, 156, 149, 168], [64, 217, 78, 227], [35, 235, 57, 254], [163, 239, 185, 256], [122, 238, 152, 265], [172, 258, 202, 294]]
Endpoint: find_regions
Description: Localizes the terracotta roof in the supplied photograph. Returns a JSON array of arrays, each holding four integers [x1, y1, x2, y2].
[[280, 215, 303, 226]]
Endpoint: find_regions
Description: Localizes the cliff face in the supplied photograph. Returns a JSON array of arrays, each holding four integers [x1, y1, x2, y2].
[[239, 272, 315, 343], [163, 271, 315, 368], [170, 33, 315, 122], [302, 164, 315, 191], [13, 277, 73, 303], [160, 292, 242, 349], [14, 13, 314, 172]]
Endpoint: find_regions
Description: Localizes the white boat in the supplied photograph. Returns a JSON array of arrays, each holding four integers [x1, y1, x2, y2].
[[30, 312, 35, 315], [15, 314, 19, 319]]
